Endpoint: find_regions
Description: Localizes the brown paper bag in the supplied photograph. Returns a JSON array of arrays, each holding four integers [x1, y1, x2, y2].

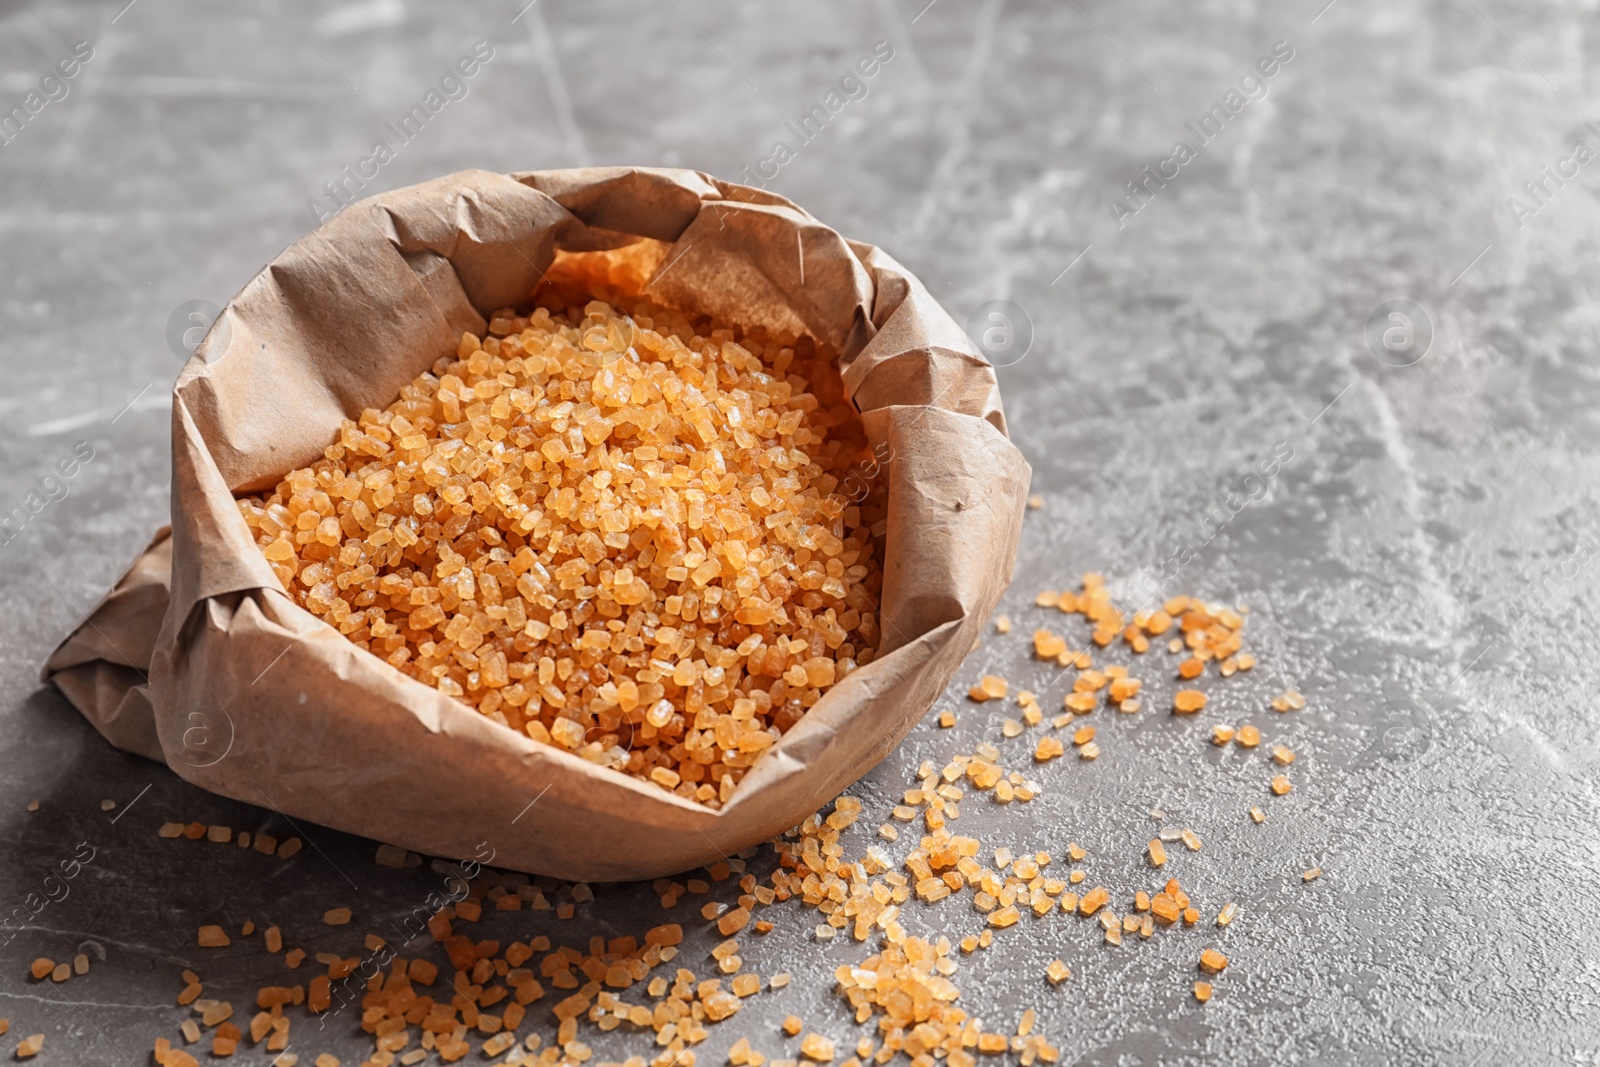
[[43, 168, 1030, 882]]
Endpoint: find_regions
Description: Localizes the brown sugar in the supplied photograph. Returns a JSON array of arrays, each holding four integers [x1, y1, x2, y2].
[[800, 1033, 835, 1061], [1077, 887, 1109, 916], [134, 568, 1303, 1065], [197, 925, 230, 948], [240, 259, 884, 807]]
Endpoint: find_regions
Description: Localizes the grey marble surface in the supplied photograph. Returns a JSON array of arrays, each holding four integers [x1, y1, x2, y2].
[[2, 1, 1598, 1064]]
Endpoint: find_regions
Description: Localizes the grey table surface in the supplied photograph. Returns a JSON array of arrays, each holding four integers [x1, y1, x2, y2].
[[2, 1, 1597, 1064]]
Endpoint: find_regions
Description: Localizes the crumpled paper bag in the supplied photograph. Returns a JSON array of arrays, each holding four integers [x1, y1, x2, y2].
[[43, 167, 1030, 882]]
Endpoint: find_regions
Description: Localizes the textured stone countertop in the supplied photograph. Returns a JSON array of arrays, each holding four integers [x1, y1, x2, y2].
[[1, 1, 1596, 1064]]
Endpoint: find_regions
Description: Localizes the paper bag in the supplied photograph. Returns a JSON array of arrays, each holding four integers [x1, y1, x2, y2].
[[44, 168, 1030, 881]]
